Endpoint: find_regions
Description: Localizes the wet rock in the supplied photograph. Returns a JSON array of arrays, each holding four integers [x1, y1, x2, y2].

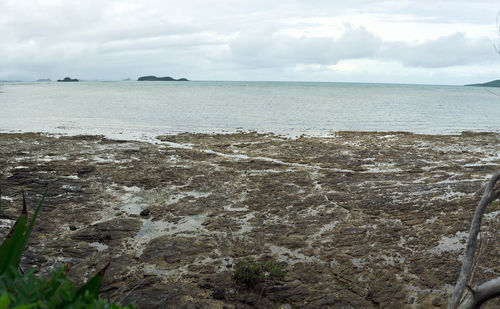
[[119, 282, 171, 308], [212, 287, 225, 300], [140, 236, 215, 267], [1, 132, 500, 308], [432, 297, 443, 306], [139, 209, 151, 217], [239, 293, 262, 307], [77, 166, 96, 177], [198, 279, 213, 289], [72, 218, 142, 244]]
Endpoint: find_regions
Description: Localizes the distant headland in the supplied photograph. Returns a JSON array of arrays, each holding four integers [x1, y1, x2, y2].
[[138, 75, 189, 81], [465, 80, 500, 88], [36, 78, 51, 82], [57, 77, 79, 82]]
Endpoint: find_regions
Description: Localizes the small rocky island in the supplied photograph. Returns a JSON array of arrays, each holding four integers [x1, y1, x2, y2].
[[57, 77, 79, 82], [36, 78, 51, 82], [465, 79, 500, 87], [138, 75, 189, 81]]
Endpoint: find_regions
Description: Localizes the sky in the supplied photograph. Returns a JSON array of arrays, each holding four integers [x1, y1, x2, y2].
[[1, 0, 500, 84]]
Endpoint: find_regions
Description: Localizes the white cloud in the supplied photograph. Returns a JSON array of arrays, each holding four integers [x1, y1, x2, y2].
[[382, 33, 497, 68], [0, 0, 499, 83], [227, 25, 497, 70]]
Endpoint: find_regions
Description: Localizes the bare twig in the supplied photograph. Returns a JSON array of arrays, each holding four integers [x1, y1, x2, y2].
[[467, 231, 485, 289], [448, 172, 500, 308]]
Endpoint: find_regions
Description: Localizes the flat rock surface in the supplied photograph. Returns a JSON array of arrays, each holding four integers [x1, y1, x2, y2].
[[0, 131, 499, 308]]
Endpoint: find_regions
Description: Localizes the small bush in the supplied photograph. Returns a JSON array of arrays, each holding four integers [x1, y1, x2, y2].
[[0, 189, 134, 309], [233, 261, 285, 289], [0, 265, 132, 309]]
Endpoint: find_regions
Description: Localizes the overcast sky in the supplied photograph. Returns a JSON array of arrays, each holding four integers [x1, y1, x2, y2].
[[1, 0, 499, 84]]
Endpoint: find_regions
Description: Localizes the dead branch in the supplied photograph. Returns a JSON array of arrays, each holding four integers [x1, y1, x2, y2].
[[458, 277, 500, 309], [448, 172, 500, 308]]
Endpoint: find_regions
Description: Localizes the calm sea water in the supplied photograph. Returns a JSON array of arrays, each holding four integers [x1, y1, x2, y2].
[[1, 81, 499, 139]]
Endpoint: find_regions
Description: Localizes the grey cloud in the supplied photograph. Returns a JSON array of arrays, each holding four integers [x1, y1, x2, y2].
[[227, 26, 497, 70], [381, 33, 496, 68], [228, 26, 382, 68], [1, 0, 499, 82]]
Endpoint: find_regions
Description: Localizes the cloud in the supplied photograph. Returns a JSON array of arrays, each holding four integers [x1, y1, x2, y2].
[[381, 33, 496, 68], [0, 0, 499, 82], [227, 25, 497, 70], [226, 25, 381, 69]]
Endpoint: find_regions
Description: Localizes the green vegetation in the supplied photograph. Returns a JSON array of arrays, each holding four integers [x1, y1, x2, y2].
[[56, 77, 78, 82], [233, 261, 286, 289], [0, 189, 134, 309], [465, 79, 500, 87], [137, 75, 189, 81]]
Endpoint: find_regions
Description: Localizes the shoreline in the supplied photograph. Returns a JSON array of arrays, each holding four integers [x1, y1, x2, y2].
[[2, 128, 500, 143], [1, 131, 499, 308]]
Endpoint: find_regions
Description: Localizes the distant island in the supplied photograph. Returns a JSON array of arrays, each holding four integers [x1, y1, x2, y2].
[[465, 80, 500, 88], [138, 75, 189, 81], [57, 77, 79, 82], [36, 78, 51, 82]]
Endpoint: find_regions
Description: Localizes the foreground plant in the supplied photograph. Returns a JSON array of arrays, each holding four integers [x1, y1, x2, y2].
[[448, 172, 500, 308], [0, 189, 134, 309], [233, 260, 286, 289]]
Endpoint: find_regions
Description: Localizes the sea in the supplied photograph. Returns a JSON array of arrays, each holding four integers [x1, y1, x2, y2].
[[1, 81, 500, 140]]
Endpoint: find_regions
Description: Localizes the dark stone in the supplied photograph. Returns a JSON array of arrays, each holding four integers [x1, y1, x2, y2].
[[432, 297, 442, 306], [140, 209, 151, 217], [198, 280, 213, 289], [212, 287, 225, 300], [77, 166, 96, 177], [8, 171, 36, 185], [265, 285, 289, 294], [69, 225, 77, 230], [241, 294, 260, 306], [118, 282, 171, 308], [140, 236, 214, 265], [72, 218, 142, 244]]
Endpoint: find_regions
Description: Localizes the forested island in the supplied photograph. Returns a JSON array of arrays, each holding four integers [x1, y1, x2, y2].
[[57, 77, 79, 82], [465, 79, 500, 87], [138, 75, 189, 81]]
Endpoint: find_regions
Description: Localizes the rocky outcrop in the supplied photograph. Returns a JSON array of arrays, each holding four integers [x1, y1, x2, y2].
[[137, 75, 189, 81], [2, 132, 500, 308], [57, 77, 79, 82]]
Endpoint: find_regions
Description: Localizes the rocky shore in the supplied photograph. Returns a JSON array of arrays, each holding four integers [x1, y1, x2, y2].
[[0, 131, 499, 308]]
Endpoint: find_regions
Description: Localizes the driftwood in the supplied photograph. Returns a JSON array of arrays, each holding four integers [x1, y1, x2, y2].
[[448, 172, 500, 308]]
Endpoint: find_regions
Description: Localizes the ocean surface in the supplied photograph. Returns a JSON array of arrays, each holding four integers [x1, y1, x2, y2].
[[1, 81, 500, 139]]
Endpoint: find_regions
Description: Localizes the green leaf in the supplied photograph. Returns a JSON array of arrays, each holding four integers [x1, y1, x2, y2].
[[0, 190, 47, 276], [10, 304, 38, 309], [76, 263, 109, 299], [0, 291, 10, 309], [0, 214, 28, 275], [21, 189, 47, 254]]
